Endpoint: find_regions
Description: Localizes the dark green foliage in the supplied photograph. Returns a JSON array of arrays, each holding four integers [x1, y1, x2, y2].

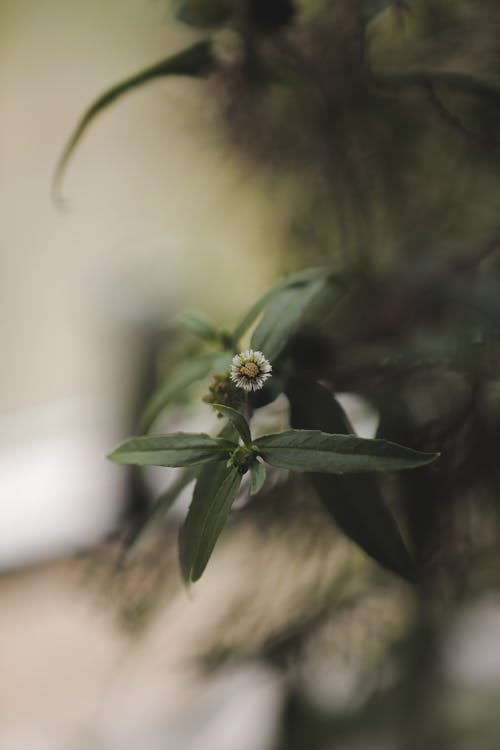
[[108, 432, 235, 466], [179, 464, 242, 581], [255, 429, 437, 473], [286, 377, 416, 580]]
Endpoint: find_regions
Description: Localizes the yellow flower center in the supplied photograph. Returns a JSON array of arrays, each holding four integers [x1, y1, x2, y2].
[[240, 361, 259, 379]]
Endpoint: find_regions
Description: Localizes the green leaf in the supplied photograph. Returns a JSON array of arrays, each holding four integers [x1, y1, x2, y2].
[[249, 460, 266, 495], [286, 377, 416, 580], [212, 403, 252, 446], [179, 464, 242, 581], [250, 273, 344, 361], [53, 40, 215, 205], [108, 432, 235, 467], [139, 350, 232, 432], [231, 267, 329, 343], [176, 311, 220, 341], [126, 419, 240, 549], [255, 430, 439, 474]]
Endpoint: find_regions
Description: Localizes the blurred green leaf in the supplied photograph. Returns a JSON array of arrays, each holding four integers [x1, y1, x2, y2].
[[53, 40, 215, 204], [176, 311, 221, 340], [108, 432, 235, 467], [250, 273, 344, 361], [249, 460, 266, 495], [212, 403, 252, 446], [287, 377, 416, 580], [255, 430, 438, 473], [179, 464, 242, 581], [231, 267, 330, 343], [139, 350, 232, 432]]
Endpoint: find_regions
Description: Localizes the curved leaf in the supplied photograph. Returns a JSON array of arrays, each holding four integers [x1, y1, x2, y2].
[[180, 464, 242, 581], [231, 267, 330, 343], [108, 432, 235, 467], [53, 40, 215, 204]]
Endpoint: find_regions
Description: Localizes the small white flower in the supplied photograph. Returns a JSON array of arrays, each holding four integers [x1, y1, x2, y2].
[[230, 350, 272, 392]]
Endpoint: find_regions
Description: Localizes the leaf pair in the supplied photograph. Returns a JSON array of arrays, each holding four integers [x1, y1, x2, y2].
[[109, 401, 438, 581]]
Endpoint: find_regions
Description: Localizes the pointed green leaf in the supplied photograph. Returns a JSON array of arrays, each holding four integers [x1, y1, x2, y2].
[[53, 40, 215, 204], [255, 430, 438, 474], [286, 377, 416, 580], [231, 267, 330, 343], [126, 420, 239, 547], [179, 465, 242, 581], [250, 273, 344, 361], [138, 350, 232, 432], [108, 432, 235, 467], [212, 403, 252, 446], [249, 460, 266, 495]]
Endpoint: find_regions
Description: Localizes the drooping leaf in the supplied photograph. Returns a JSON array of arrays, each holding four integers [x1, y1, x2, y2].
[[250, 273, 344, 361], [212, 403, 252, 446], [286, 377, 416, 581], [53, 40, 215, 204], [108, 432, 235, 467], [231, 267, 330, 343], [138, 350, 232, 432], [255, 430, 439, 474], [179, 464, 242, 581], [249, 460, 266, 495], [176, 311, 221, 341]]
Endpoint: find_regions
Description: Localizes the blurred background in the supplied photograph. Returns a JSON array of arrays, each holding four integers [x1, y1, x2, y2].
[[2, 1, 500, 748], [1, 1, 283, 746]]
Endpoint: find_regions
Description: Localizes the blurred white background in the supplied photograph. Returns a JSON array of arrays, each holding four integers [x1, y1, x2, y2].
[[0, 0, 280, 569]]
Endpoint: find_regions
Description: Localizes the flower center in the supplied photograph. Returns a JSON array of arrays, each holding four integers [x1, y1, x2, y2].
[[240, 361, 259, 379]]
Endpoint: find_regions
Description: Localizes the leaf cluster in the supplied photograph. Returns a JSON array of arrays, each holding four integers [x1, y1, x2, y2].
[[109, 270, 438, 582]]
